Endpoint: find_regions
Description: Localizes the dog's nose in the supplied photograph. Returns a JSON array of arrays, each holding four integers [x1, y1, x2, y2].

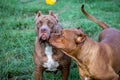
[[41, 28, 47, 33]]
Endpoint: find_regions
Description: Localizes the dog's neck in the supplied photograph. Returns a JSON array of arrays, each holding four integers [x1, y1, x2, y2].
[[63, 37, 98, 66], [75, 37, 111, 70], [77, 37, 99, 61], [35, 38, 53, 56], [71, 37, 100, 77]]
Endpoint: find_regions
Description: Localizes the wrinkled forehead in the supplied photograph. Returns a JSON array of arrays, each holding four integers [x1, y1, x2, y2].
[[63, 28, 77, 34], [63, 28, 83, 36], [62, 29, 76, 36], [40, 15, 51, 21], [35, 15, 49, 23], [36, 15, 56, 24]]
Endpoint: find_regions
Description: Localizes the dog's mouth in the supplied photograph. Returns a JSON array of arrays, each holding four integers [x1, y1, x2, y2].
[[39, 33, 50, 41], [41, 34, 48, 40]]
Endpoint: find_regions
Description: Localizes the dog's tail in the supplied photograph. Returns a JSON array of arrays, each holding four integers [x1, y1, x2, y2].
[[81, 4, 109, 29]]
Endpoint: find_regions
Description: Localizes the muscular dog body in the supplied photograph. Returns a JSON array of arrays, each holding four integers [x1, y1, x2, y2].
[[49, 5, 120, 80], [34, 11, 71, 80]]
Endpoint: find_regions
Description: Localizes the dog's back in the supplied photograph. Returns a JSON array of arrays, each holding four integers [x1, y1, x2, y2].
[[99, 28, 120, 72], [81, 4, 120, 73]]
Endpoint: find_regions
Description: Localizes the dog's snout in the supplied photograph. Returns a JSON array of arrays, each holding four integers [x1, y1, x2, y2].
[[41, 28, 47, 33]]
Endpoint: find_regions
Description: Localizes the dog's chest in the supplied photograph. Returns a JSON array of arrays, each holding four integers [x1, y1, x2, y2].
[[43, 43, 59, 71]]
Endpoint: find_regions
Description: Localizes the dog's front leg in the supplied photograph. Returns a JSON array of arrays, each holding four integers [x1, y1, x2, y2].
[[34, 66, 44, 80], [61, 67, 70, 80]]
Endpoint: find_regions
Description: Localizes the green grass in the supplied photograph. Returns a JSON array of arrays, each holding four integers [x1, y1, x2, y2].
[[0, 0, 120, 80]]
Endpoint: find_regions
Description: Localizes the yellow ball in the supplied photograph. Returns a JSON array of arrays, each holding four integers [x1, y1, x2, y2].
[[46, 0, 56, 5]]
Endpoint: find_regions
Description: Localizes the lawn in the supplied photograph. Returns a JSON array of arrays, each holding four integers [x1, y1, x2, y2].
[[0, 0, 120, 80]]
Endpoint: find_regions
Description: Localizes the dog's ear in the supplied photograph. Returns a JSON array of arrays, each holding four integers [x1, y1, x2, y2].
[[35, 11, 42, 19], [35, 11, 42, 24], [75, 34, 86, 44], [52, 23, 63, 33], [75, 28, 86, 44], [49, 10, 58, 20], [37, 11, 42, 17]]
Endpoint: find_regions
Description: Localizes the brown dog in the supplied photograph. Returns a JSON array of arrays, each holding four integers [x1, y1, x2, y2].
[[49, 5, 120, 80], [34, 11, 71, 80]]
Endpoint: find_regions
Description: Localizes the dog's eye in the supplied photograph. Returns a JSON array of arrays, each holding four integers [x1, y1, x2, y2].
[[61, 31, 65, 36], [39, 21, 42, 23], [48, 21, 53, 27], [38, 21, 42, 26], [37, 26, 39, 30]]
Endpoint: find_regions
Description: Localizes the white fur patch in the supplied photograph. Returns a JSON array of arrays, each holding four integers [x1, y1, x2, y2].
[[43, 43, 59, 71], [85, 77, 89, 80]]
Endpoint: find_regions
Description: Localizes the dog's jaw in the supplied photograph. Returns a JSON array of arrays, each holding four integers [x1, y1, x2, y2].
[[43, 43, 59, 71], [39, 33, 49, 41]]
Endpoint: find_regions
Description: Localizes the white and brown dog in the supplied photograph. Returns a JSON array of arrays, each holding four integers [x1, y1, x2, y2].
[[34, 11, 71, 80]]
